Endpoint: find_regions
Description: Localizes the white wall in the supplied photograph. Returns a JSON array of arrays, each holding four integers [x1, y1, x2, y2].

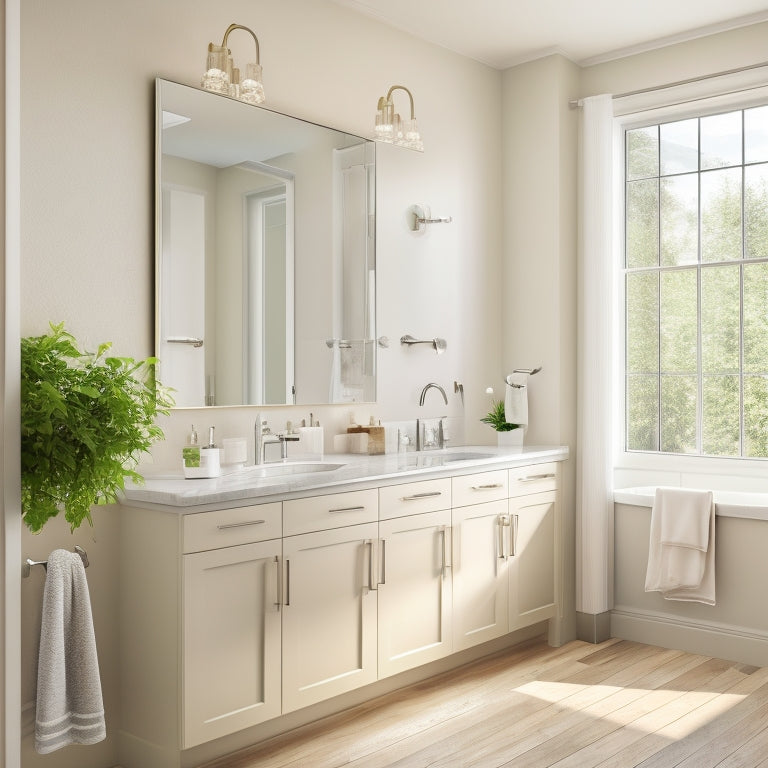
[[18, 1, 502, 766]]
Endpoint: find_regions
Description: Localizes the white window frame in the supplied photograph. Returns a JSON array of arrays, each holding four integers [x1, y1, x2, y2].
[[613, 77, 768, 488]]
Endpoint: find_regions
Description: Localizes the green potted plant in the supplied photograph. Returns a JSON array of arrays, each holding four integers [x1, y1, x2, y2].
[[20, 322, 174, 533], [481, 388, 523, 447]]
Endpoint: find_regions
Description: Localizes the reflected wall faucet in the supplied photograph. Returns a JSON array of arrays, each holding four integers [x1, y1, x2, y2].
[[419, 382, 448, 406]]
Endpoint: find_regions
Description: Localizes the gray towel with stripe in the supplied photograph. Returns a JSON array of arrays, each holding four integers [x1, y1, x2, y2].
[[35, 549, 106, 753]]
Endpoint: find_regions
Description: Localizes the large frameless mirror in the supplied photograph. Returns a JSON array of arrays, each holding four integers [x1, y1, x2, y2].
[[156, 79, 376, 407]]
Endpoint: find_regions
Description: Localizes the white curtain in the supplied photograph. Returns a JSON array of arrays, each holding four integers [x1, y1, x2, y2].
[[576, 94, 615, 616]]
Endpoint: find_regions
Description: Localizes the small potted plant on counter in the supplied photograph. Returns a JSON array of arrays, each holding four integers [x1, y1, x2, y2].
[[481, 387, 523, 447], [20, 322, 174, 533]]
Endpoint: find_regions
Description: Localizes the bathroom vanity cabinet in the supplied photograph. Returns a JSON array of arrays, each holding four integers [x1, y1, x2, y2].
[[377, 478, 453, 677], [451, 464, 559, 651], [118, 449, 565, 768], [281, 489, 379, 713]]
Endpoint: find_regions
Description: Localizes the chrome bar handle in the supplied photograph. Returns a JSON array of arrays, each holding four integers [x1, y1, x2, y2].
[[440, 526, 451, 577], [284, 559, 290, 607], [217, 519, 265, 530], [517, 473, 556, 483], [499, 516, 512, 560], [401, 491, 443, 501], [471, 483, 504, 491], [274, 556, 281, 609], [512, 515, 519, 557], [329, 505, 366, 513], [497, 516, 505, 560], [166, 337, 204, 348], [367, 540, 377, 591], [379, 538, 387, 587]]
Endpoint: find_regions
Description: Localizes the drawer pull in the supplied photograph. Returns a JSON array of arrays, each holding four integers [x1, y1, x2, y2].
[[471, 483, 504, 490], [216, 519, 266, 530], [517, 473, 556, 483], [329, 505, 366, 513], [401, 491, 443, 501]]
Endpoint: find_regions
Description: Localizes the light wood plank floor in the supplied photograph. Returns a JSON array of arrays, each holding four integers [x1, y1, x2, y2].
[[199, 638, 768, 768]]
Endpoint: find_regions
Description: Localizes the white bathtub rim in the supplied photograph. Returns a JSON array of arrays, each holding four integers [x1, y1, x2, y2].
[[614, 485, 768, 521]]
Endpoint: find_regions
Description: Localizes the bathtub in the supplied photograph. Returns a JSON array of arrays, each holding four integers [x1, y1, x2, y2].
[[613, 486, 768, 666], [614, 485, 768, 521]]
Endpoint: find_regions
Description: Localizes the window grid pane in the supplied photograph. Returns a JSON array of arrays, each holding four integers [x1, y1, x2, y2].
[[624, 103, 768, 459]]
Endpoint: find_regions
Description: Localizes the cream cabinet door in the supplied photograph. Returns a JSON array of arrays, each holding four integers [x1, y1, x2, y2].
[[508, 490, 558, 631], [378, 509, 452, 678], [282, 522, 378, 713], [451, 499, 510, 651], [182, 539, 282, 748]]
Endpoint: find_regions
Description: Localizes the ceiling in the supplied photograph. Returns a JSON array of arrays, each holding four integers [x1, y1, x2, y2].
[[331, 0, 768, 69]]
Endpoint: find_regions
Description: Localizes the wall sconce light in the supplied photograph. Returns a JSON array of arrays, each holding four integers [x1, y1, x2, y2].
[[201, 23, 265, 105], [374, 85, 423, 151]]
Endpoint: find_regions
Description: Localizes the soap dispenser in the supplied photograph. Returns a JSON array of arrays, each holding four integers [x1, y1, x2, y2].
[[200, 426, 222, 478], [182, 425, 201, 477]]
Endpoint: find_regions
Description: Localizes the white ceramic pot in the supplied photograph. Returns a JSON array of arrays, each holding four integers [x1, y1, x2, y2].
[[497, 428, 524, 447]]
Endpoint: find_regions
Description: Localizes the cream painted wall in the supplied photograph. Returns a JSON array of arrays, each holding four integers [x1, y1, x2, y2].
[[501, 53, 580, 643], [17, 2, 768, 766], [18, 1, 502, 766]]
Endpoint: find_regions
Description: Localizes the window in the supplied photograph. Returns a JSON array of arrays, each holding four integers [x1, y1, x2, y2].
[[624, 105, 768, 458]]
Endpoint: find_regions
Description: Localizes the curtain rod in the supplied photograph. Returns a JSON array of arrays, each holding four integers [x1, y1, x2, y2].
[[569, 58, 768, 108]]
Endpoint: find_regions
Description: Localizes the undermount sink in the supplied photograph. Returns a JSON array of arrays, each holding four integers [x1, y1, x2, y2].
[[235, 461, 345, 479], [440, 452, 496, 463]]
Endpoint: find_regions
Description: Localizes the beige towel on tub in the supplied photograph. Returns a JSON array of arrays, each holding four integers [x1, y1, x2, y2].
[[34, 549, 106, 753], [645, 487, 716, 605]]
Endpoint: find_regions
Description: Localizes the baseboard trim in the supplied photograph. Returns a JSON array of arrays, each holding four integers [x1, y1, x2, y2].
[[611, 607, 768, 667]]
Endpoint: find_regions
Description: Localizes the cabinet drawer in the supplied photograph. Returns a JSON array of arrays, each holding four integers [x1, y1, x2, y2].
[[452, 470, 508, 507], [183, 502, 282, 554], [283, 489, 378, 536], [509, 463, 558, 496], [379, 478, 451, 520]]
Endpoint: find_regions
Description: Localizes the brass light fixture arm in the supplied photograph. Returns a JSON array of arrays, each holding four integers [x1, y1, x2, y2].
[[379, 84, 416, 120], [221, 23, 261, 65]]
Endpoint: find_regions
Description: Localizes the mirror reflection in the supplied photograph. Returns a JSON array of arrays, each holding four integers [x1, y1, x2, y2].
[[156, 79, 376, 407]]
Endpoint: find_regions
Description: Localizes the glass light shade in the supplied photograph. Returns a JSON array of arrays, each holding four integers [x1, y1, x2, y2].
[[374, 111, 393, 141], [392, 113, 403, 144], [240, 62, 265, 105], [402, 119, 423, 151], [228, 67, 241, 99], [201, 44, 230, 94]]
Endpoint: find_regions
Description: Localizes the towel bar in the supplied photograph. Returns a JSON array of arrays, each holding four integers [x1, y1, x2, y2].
[[22, 545, 89, 578]]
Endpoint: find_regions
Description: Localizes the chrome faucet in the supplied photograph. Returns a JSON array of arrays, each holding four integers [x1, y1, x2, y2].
[[417, 383, 448, 451], [254, 414, 299, 464]]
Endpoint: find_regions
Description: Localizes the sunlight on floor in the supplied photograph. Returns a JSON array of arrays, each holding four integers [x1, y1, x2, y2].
[[514, 679, 747, 736]]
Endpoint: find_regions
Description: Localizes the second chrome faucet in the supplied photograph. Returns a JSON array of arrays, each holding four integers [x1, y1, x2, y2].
[[254, 414, 300, 464], [417, 383, 448, 451]]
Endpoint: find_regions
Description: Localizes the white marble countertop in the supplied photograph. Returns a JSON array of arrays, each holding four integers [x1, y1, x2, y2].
[[122, 444, 569, 512]]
